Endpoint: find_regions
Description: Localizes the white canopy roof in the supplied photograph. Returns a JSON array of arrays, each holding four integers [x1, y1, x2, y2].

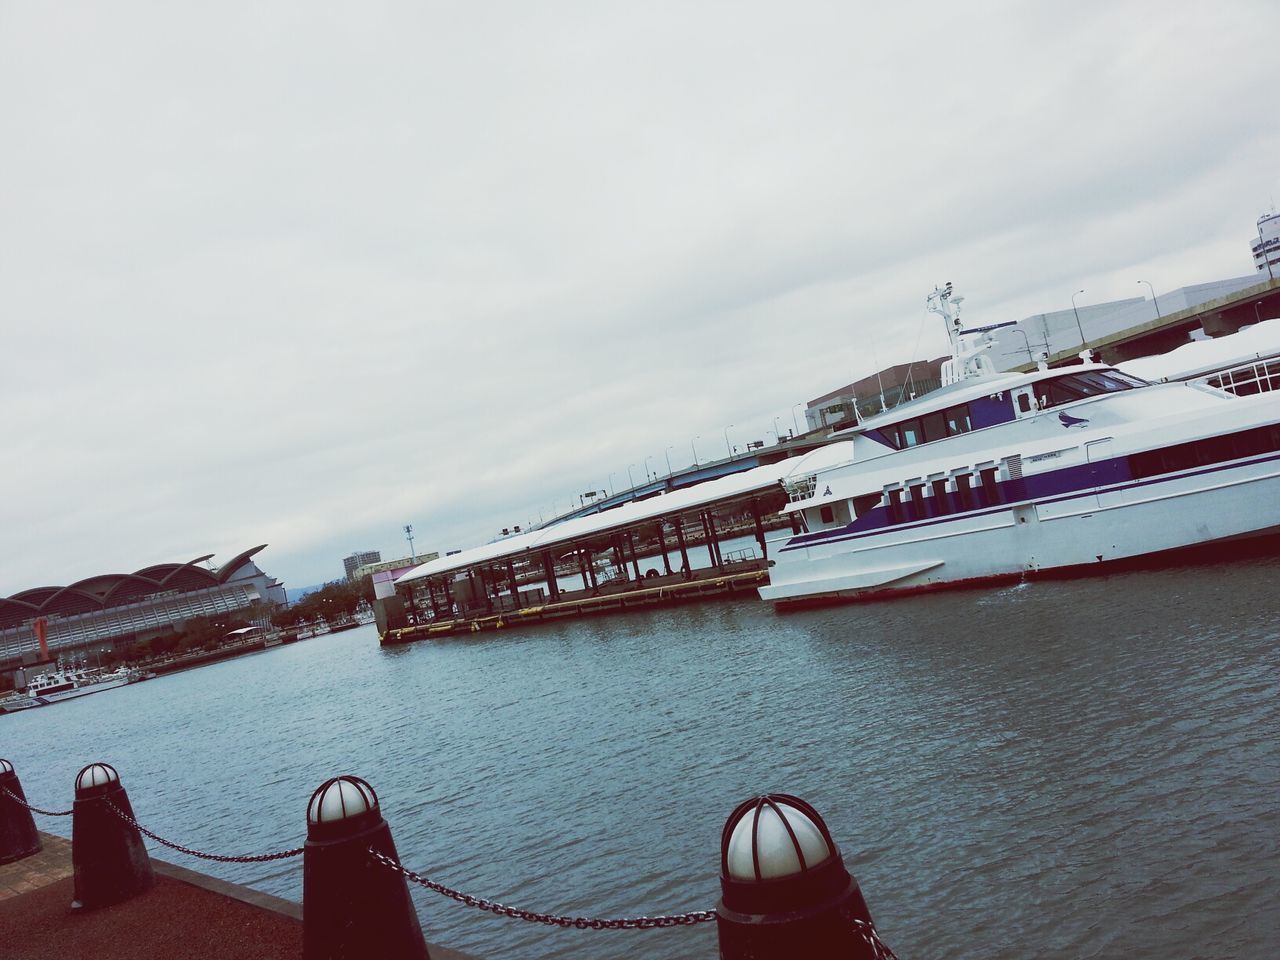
[[1118, 318, 1280, 382], [396, 456, 807, 585]]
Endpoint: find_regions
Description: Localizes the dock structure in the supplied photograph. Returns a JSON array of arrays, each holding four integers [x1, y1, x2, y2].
[[381, 453, 861, 644]]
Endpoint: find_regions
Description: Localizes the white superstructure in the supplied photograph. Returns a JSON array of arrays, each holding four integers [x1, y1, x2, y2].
[[759, 285, 1280, 605]]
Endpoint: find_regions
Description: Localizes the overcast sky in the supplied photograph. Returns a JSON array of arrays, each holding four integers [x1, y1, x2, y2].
[[2, 1, 1277, 594]]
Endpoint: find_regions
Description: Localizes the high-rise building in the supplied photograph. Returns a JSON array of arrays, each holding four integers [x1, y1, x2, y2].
[[342, 550, 381, 581]]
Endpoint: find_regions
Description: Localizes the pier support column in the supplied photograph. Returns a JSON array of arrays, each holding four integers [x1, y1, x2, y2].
[[716, 794, 882, 960], [610, 535, 627, 581], [625, 530, 642, 581], [709, 510, 725, 567], [442, 577, 455, 617], [507, 559, 520, 610], [541, 552, 560, 602], [674, 516, 691, 577], [575, 543, 590, 592], [427, 580, 443, 620], [751, 498, 768, 561], [656, 521, 673, 575], [585, 544, 599, 594], [701, 512, 722, 569]]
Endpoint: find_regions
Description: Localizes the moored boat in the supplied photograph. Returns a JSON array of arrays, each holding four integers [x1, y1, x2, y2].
[[760, 284, 1280, 606]]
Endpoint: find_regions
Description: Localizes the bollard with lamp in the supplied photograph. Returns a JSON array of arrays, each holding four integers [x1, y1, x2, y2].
[[303, 775, 428, 960], [71, 762, 155, 909], [0, 759, 42, 864], [715, 794, 889, 959]]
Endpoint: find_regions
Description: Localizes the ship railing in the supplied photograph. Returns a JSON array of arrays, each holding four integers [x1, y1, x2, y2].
[[1191, 355, 1280, 396]]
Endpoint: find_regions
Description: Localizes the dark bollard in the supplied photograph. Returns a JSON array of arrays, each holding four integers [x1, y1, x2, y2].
[[71, 763, 155, 909], [0, 759, 42, 864], [715, 794, 885, 960], [303, 775, 428, 960]]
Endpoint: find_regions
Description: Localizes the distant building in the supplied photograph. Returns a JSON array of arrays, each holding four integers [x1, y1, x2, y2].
[[1252, 211, 1280, 276], [805, 358, 947, 429], [342, 550, 381, 581], [0, 545, 286, 672], [352, 554, 438, 581]]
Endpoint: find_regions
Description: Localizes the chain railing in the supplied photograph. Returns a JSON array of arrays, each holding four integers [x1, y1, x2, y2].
[[369, 847, 716, 930], [5, 781, 899, 957], [103, 799, 304, 863], [2, 785, 72, 817]]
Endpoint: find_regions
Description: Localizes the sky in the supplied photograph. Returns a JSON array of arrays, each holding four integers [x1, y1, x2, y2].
[[2, 1, 1278, 594]]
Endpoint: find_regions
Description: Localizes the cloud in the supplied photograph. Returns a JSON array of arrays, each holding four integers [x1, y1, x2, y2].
[[2, 0, 1278, 590]]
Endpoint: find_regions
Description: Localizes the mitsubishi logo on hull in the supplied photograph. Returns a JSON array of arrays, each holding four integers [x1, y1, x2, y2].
[[1058, 412, 1090, 428]]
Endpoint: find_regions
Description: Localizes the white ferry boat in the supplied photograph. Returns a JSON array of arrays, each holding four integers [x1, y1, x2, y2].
[[1, 665, 138, 712], [760, 284, 1280, 606]]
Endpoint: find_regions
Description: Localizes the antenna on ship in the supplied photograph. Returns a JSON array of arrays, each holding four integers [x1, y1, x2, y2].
[[928, 283, 997, 386]]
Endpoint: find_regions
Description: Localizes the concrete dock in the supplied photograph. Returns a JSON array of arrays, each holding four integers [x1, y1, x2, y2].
[[383, 564, 769, 644], [0, 832, 477, 960]]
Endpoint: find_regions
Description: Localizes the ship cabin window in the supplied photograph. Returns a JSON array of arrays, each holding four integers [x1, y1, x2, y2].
[[880, 403, 975, 450], [1128, 423, 1280, 479], [886, 487, 904, 523], [954, 472, 974, 509], [1017, 393, 1033, 413], [808, 500, 851, 529], [851, 492, 883, 518], [931, 478, 950, 514], [945, 406, 972, 435], [907, 482, 927, 517], [1037, 370, 1147, 411], [979, 466, 1000, 504]]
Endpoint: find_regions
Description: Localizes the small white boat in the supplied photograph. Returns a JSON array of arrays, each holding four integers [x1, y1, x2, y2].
[[2, 665, 139, 712]]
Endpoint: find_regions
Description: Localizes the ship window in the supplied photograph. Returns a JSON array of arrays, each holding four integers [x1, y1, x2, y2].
[[921, 411, 947, 442], [979, 467, 1000, 504], [900, 422, 921, 447], [1017, 393, 1032, 413], [944, 405, 972, 435], [886, 487, 904, 523], [852, 492, 882, 517], [1129, 423, 1280, 479], [931, 479, 950, 513], [882, 424, 902, 449], [819, 505, 835, 524], [908, 483, 926, 517], [954, 472, 974, 509]]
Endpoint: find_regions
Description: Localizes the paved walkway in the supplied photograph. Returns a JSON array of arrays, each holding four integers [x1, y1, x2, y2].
[[0, 833, 476, 959]]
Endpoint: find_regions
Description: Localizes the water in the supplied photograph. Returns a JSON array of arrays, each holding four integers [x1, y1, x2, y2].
[[4, 552, 1278, 959]]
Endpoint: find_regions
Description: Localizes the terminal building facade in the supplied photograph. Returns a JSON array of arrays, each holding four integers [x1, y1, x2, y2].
[[0, 545, 286, 673]]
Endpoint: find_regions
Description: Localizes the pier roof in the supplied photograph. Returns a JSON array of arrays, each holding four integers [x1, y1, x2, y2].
[[396, 452, 841, 585]]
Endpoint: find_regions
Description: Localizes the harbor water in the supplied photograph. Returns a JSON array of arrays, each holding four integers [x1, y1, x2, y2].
[[4, 550, 1278, 959]]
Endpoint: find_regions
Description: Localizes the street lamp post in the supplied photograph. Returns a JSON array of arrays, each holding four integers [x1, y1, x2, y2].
[[1138, 279, 1161, 319], [1071, 289, 1088, 351], [627, 463, 637, 490], [723, 424, 734, 459], [773, 416, 783, 442], [1006, 328, 1035, 366], [664, 446, 674, 477], [791, 403, 803, 436], [644, 455, 655, 482], [691, 436, 700, 466], [607, 473, 616, 496]]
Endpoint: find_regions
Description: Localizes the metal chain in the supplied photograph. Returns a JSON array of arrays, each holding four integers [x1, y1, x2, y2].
[[370, 848, 717, 930], [1, 785, 73, 817], [851, 918, 900, 960], [104, 799, 303, 863]]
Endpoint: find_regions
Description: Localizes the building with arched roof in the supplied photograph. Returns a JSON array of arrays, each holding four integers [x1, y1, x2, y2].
[[0, 546, 286, 671]]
